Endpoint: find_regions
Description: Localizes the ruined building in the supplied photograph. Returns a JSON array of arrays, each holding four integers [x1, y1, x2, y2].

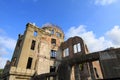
[[1, 23, 120, 80]]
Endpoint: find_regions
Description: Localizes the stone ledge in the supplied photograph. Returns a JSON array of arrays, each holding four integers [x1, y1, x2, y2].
[[9, 67, 35, 76]]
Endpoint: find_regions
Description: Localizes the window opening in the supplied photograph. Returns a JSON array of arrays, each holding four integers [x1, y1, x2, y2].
[[50, 66, 56, 72], [26, 57, 33, 69], [51, 30, 54, 35], [51, 50, 56, 59], [34, 31, 37, 36], [64, 48, 69, 57], [31, 40, 36, 50], [74, 45, 77, 53], [77, 43, 81, 52], [51, 38, 56, 45], [38, 42, 40, 53], [73, 43, 81, 53], [56, 32, 61, 37], [79, 64, 84, 71]]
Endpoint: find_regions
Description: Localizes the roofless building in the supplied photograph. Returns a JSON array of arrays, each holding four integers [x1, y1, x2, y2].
[[2, 23, 119, 80]]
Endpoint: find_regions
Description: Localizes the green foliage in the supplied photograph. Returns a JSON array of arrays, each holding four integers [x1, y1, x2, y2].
[[79, 64, 84, 71], [0, 69, 3, 75]]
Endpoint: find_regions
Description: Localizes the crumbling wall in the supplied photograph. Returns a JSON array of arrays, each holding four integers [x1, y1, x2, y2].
[[99, 50, 120, 79]]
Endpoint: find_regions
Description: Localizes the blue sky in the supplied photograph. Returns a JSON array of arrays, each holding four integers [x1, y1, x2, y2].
[[1, 0, 120, 68]]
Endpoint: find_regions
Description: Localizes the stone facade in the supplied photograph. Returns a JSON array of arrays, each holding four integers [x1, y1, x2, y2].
[[1, 23, 64, 80], [60, 36, 90, 80], [1, 23, 120, 80]]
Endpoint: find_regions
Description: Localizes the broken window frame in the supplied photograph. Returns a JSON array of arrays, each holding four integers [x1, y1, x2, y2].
[[31, 40, 36, 50], [51, 29, 54, 35], [73, 43, 81, 53], [79, 63, 84, 71], [50, 66, 56, 72], [77, 43, 81, 52], [74, 45, 77, 53], [51, 38, 56, 45], [64, 48, 69, 57], [56, 32, 61, 37], [50, 50, 56, 59], [26, 57, 33, 69], [34, 31, 38, 37]]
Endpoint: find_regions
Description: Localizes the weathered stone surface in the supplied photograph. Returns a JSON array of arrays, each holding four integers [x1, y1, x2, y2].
[[1, 23, 120, 80], [1, 23, 64, 80]]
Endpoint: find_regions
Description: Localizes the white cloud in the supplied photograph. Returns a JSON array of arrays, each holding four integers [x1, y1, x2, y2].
[[0, 57, 9, 69], [66, 25, 86, 38], [94, 0, 118, 6], [0, 36, 16, 50], [66, 25, 120, 52], [106, 25, 120, 46], [0, 29, 16, 69]]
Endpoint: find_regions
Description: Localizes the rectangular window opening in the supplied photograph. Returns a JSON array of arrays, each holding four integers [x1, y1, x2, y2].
[[79, 64, 84, 71], [31, 40, 36, 50], [77, 43, 81, 52], [73, 43, 81, 53], [51, 30, 54, 35], [50, 66, 56, 72], [26, 57, 33, 69], [56, 32, 61, 37], [51, 38, 56, 45], [64, 48, 69, 57], [73, 45, 77, 53], [50, 50, 56, 59], [38, 42, 40, 53], [34, 31, 37, 36]]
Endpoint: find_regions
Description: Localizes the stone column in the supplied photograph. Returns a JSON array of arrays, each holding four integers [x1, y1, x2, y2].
[[89, 62, 95, 80], [74, 64, 81, 80]]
